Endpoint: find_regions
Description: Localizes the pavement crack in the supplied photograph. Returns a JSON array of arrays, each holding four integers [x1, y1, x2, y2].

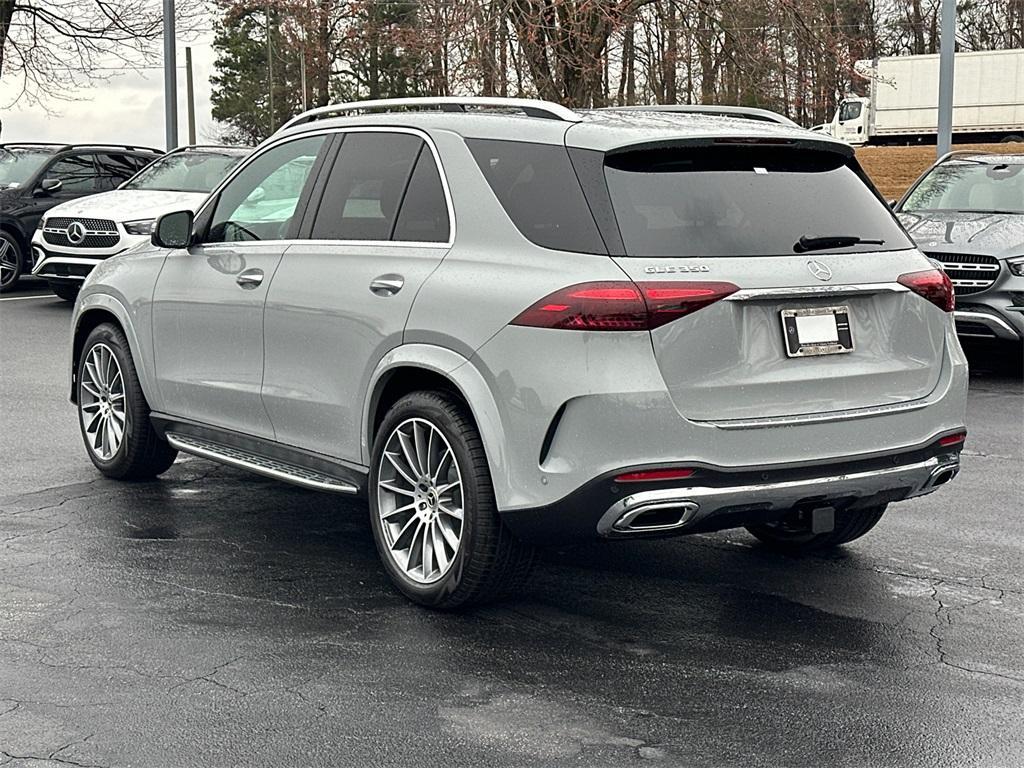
[[150, 577, 307, 610], [0, 750, 106, 768]]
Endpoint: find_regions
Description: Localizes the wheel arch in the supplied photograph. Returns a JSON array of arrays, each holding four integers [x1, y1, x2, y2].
[[363, 345, 512, 507], [71, 294, 155, 407]]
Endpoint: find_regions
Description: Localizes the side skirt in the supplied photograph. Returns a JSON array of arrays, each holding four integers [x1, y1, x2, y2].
[[150, 414, 368, 496]]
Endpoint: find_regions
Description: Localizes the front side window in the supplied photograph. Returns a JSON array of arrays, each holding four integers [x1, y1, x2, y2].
[[0, 147, 55, 189], [467, 139, 606, 254], [310, 132, 422, 241], [125, 151, 245, 193], [840, 101, 863, 122], [207, 136, 325, 243], [901, 161, 1024, 214], [45, 154, 98, 193], [605, 146, 911, 257]]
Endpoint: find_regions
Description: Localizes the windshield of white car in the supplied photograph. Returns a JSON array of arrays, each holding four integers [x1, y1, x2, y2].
[[0, 147, 55, 188], [123, 151, 244, 193], [902, 161, 1024, 214]]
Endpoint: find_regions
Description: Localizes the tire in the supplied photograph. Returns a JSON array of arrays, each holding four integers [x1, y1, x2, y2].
[[745, 504, 887, 554], [369, 390, 535, 609], [0, 231, 22, 293], [49, 281, 79, 302], [999, 134, 1024, 143], [77, 323, 177, 479]]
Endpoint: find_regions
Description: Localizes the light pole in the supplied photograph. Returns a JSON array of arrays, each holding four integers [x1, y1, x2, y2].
[[936, 0, 956, 157], [163, 0, 178, 150]]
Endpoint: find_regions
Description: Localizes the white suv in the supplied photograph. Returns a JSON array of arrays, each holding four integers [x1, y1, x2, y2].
[[32, 145, 249, 300]]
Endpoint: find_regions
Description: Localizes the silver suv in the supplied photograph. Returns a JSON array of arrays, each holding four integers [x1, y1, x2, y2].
[[896, 150, 1024, 345], [69, 97, 968, 608]]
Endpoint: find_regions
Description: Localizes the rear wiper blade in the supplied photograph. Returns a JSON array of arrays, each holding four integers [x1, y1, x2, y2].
[[794, 234, 886, 253]]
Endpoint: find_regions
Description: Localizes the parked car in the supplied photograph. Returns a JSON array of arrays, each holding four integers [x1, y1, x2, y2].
[[69, 97, 967, 609], [31, 145, 250, 300], [0, 143, 160, 292], [896, 150, 1024, 345], [605, 103, 800, 126]]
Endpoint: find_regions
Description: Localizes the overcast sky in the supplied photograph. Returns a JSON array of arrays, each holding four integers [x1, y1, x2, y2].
[[0, 38, 222, 150]]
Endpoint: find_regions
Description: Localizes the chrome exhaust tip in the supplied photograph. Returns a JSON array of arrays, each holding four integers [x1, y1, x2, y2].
[[612, 501, 700, 534], [927, 464, 959, 490]]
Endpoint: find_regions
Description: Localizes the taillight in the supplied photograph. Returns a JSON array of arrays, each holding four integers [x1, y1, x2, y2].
[[898, 269, 955, 312], [614, 468, 695, 483], [511, 281, 739, 331]]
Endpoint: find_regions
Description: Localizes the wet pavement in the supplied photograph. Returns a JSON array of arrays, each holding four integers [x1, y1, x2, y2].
[[1, 285, 1023, 767]]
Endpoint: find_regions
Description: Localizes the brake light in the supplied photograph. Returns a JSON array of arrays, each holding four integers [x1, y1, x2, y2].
[[511, 281, 739, 331], [938, 431, 966, 447], [614, 468, 695, 483], [898, 269, 955, 312]]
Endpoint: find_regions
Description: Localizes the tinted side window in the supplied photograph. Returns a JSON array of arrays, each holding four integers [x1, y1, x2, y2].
[[95, 152, 145, 191], [467, 139, 606, 254], [207, 135, 325, 243], [310, 132, 421, 241], [393, 147, 450, 243], [46, 154, 97, 193]]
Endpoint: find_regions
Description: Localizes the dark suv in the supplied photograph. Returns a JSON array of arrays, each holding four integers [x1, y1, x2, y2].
[[0, 143, 160, 291]]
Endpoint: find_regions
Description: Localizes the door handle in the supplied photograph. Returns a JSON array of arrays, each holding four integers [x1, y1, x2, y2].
[[236, 268, 264, 289], [370, 274, 404, 297]]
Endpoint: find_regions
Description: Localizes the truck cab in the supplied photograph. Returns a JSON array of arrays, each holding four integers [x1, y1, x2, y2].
[[831, 97, 871, 145]]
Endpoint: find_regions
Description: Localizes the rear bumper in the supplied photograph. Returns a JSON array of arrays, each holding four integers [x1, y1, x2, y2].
[[501, 434, 965, 543]]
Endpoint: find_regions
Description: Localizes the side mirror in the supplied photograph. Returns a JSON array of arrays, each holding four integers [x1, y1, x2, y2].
[[34, 178, 62, 196], [152, 210, 195, 249], [245, 186, 266, 204]]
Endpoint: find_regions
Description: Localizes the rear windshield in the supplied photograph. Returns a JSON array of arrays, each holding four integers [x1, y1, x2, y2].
[[605, 147, 911, 257], [467, 139, 606, 254], [901, 160, 1024, 214]]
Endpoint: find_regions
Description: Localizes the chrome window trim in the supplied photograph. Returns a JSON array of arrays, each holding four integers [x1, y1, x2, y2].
[[196, 126, 456, 249]]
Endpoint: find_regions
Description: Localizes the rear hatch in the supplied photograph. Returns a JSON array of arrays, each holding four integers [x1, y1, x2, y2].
[[597, 143, 947, 422]]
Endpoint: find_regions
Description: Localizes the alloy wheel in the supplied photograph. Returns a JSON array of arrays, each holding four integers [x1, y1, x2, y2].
[[377, 417, 464, 584], [79, 343, 127, 460], [0, 237, 18, 288]]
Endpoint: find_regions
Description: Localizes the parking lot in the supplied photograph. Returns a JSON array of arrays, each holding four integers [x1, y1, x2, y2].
[[1, 278, 1022, 767]]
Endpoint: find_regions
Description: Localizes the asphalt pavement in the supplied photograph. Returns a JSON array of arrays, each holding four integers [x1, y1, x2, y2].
[[1, 279, 1023, 767]]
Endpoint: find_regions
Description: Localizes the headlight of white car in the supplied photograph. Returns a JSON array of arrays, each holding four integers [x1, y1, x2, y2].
[[1008, 256, 1024, 277], [122, 219, 156, 236]]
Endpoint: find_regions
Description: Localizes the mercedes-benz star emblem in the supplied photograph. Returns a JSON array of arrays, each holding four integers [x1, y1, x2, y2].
[[806, 260, 833, 282], [66, 221, 87, 246]]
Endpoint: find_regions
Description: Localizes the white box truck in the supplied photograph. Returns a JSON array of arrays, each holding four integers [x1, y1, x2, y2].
[[828, 48, 1024, 145]]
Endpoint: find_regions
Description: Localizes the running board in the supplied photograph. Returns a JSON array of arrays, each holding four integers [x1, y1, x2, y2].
[[166, 432, 359, 494]]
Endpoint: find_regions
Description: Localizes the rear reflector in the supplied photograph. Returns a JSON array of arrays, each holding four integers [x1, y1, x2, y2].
[[511, 281, 739, 331], [898, 269, 955, 312], [938, 432, 967, 447], [614, 468, 695, 483]]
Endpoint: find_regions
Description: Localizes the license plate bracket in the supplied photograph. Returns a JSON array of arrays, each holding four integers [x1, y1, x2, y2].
[[780, 306, 854, 358]]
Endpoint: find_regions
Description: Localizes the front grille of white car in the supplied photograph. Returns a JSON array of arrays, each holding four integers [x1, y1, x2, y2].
[[42, 217, 120, 250]]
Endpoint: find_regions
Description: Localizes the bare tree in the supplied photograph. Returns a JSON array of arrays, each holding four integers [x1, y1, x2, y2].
[[1, 0, 197, 107]]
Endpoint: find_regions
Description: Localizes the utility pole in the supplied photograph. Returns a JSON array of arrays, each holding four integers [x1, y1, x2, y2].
[[266, 3, 275, 133], [185, 46, 197, 145], [162, 0, 178, 150], [300, 50, 308, 112], [936, 0, 956, 157]]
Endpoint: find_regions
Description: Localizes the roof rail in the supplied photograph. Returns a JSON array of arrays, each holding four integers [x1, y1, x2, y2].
[[279, 97, 581, 132]]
